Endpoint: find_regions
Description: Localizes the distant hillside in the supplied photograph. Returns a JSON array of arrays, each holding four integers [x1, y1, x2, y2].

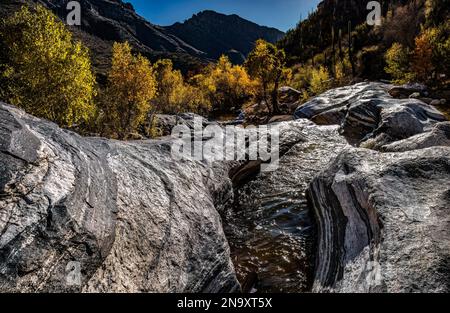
[[0, 0, 210, 75], [0, 0, 284, 74], [279, 0, 449, 79], [165, 10, 285, 64], [279, 0, 392, 65]]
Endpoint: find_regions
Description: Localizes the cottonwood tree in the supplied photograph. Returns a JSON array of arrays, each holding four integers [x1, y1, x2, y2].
[[245, 40, 289, 115], [152, 59, 207, 114], [194, 55, 255, 115], [0, 5, 96, 127], [148, 58, 208, 136], [101, 42, 156, 139], [384, 42, 414, 83], [412, 27, 436, 82]]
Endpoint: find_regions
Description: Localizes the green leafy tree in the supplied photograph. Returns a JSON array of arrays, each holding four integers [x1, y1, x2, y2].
[[0, 5, 96, 127]]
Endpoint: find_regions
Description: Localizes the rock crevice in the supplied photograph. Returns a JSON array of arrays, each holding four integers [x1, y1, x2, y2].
[[308, 147, 450, 293]]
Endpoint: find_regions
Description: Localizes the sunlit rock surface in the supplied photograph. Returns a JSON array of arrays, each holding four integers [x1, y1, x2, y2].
[[0, 102, 238, 292], [308, 146, 450, 292], [380, 121, 450, 152], [294, 82, 447, 148], [1, 81, 449, 294]]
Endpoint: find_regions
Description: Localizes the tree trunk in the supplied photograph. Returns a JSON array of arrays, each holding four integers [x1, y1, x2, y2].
[[348, 21, 356, 78], [262, 81, 272, 115], [338, 28, 343, 61], [271, 80, 281, 115]]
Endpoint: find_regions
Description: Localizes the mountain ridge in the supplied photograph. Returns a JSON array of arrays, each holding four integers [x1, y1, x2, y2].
[[0, 0, 284, 73], [165, 10, 285, 63]]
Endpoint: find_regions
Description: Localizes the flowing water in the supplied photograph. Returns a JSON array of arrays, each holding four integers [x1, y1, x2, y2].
[[223, 121, 348, 293]]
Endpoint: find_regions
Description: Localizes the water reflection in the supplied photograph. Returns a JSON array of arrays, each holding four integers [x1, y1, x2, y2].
[[223, 123, 347, 293]]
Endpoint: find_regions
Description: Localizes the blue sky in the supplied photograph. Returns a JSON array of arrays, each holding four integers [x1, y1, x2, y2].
[[128, 0, 322, 32]]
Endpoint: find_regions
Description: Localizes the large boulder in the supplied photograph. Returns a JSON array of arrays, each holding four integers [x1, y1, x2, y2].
[[308, 146, 450, 293], [388, 83, 428, 99], [153, 113, 213, 136], [0, 102, 239, 292], [294, 83, 447, 148], [380, 121, 450, 152]]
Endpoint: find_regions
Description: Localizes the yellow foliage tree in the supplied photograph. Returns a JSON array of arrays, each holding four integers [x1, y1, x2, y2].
[[385, 42, 415, 84], [195, 55, 255, 115], [0, 5, 96, 127], [412, 27, 437, 82], [245, 40, 289, 114], [102, 42, 156, 139], [152, 59, 208, 115], [290, 64, 313, 92]]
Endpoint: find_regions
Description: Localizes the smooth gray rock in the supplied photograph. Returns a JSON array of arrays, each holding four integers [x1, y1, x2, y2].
[[311, 107, 347, 125], [380, 122, 450, 152], [153, 113, 213, 136], [388, 83, 428, 99], [0, 102, 239, 292], [294, 82, 447, 148], [430, 99, 442, 106], [278, 86, 302, 104], [308, 146, 450, 293], [294, 83, 374, 122], [268, 115, 293, 124]]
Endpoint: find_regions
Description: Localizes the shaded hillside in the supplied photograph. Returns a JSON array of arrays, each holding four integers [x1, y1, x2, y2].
[[279, 0, 401, 65], [166, 10, 285, 64], [0, 0, 207, 75], [0, 0, 285, 74], [279, 0, 449, 81]]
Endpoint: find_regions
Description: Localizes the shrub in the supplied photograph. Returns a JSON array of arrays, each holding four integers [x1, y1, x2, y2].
[[411, 24, 450, 85], [434, 27, 450, 82], [357, 45, 386, 80], [0, 5, 96, 127], [309, 66, 331, 95], [412, 27, 437, 82]]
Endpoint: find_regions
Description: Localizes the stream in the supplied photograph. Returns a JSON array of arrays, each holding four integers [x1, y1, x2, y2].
[[223, 121, 348, 292]]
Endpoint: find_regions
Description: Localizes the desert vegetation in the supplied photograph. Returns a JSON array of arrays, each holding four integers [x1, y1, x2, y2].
[[0, 5, 288, 138], [279, 0, 449, 99], [0, 1, 448, 139], [0, 6, 96, 127]]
